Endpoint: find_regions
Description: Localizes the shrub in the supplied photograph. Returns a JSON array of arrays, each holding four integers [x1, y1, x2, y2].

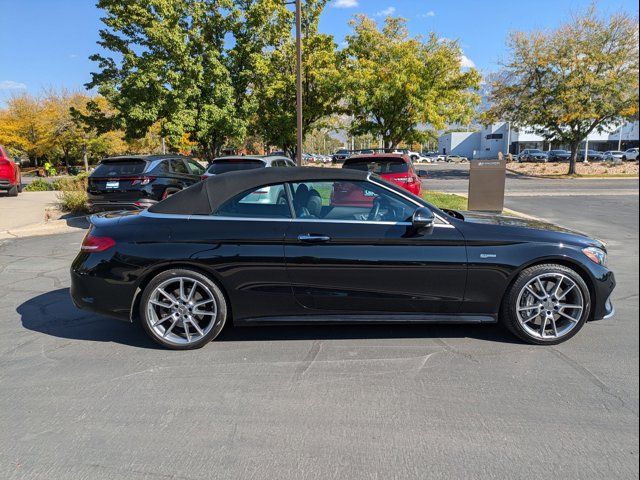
[[24, 179, 53, 191], [58, 190, 89, 214], [56, 173, 89, 213]]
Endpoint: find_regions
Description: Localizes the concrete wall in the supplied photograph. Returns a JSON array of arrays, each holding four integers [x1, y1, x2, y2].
[[438, 132, 480, 158]]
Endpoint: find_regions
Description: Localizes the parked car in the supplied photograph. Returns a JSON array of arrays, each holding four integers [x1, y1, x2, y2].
[[0, 145, 22, 196], [445, 155, 469, 163], [547, 150, 571, 162], [341, 154, 424, 196], [518, 149, 549, 162], [577, 150, 605, 161], [332, 149, 351, 164], [87, 154, 205, 211], [602, 151, 625, 163], [201, 155, 295, 180], [622, 148, 639, 161], [71, 167, 616, 349]]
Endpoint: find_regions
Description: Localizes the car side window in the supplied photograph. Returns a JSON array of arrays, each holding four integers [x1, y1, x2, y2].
[[154, 160, 171, 174], [214, 183, 291, 219], [289, 180, 419, 223], [170, 159, 189, 174], [186, 159, 205, 175]]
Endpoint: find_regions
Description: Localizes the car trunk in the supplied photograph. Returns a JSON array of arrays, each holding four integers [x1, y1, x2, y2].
[[88, 159, 150, 201]]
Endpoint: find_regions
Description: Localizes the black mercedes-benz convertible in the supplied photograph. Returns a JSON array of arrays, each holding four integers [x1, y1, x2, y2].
[[70, 168, 615, 349]]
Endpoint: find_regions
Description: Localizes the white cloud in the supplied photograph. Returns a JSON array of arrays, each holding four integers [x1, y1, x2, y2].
[[376, 6, 396, 16], [333, 0, 358, 8], [420, 11, 436, 17], [0, 80, 27, 90], [460, 55, 475, 69]]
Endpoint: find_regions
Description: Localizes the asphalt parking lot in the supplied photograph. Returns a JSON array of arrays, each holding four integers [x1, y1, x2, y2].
[[0, 180, 638, 479]]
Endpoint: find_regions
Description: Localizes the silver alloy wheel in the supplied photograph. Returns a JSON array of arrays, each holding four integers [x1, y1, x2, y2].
[[516, 273, 584, 340], [146, 277, 218, 346]]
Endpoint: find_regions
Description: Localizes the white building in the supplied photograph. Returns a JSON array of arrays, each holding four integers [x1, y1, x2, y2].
[[438, 120, 639, 159]]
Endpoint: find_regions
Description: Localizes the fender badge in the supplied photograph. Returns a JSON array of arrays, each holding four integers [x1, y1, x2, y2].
[[480, 253, 497, 259]]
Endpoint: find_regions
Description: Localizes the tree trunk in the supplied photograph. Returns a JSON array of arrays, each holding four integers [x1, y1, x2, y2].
[[568, 142, 580, 175], [83, 145, 89, 172]]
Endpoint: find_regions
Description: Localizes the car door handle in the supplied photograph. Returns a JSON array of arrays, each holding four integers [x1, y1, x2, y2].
[[298, 234, 331, 243]]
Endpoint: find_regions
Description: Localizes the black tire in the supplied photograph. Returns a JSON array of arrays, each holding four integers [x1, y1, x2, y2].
[[7, 184, 18, 197], [139, 268, 228, 350], [500, 264, 591, 345], [17, 182, 23, 193]]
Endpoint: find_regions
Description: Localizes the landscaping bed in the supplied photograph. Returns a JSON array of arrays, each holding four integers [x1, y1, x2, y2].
[[507, 161, 639, 178]]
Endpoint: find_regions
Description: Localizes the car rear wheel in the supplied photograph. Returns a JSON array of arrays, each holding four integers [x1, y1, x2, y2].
[[140, 269, 228, 349], [501, 264, 591, 345], [7, 184, 18, 196]]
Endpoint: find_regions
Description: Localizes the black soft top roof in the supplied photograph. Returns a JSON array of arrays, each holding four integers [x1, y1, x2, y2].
[[148, 167, 371, 215]]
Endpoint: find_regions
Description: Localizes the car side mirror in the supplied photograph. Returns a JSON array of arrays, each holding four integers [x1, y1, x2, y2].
[[417, 169, 428, 178], [411, 207, 435, 233]]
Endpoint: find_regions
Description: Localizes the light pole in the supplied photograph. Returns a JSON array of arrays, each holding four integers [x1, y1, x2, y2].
[[295, 0, 303, 166]]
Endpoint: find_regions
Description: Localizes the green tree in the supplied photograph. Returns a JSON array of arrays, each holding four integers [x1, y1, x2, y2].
[[343, 15, 481, 149], [485, 7, 639, 174], [252, 0, 344, 156], [88, 0, 243, 160]]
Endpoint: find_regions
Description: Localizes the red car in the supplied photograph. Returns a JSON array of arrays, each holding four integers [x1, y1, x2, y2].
[[336, 154, 424, 206], [0, 145, 22, 196]]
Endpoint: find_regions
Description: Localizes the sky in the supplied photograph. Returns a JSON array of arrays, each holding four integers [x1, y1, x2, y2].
[[0, 0, 638, 105]]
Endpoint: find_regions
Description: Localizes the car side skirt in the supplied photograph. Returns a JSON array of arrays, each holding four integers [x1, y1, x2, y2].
[[235, 314, 497, 326]]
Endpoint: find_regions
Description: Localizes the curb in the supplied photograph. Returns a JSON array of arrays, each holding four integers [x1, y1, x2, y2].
[[0, 216, 89, 240]]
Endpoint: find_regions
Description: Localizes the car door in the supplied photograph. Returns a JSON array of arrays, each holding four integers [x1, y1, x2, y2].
[[169, 183, 298, 320], [284, 179, 467, 314]]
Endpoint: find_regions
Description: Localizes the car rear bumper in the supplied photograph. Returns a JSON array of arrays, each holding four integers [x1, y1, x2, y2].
[[70, 263, 134, 322]]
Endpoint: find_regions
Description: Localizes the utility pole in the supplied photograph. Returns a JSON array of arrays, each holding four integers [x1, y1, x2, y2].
[[295, 0, 303, 166]]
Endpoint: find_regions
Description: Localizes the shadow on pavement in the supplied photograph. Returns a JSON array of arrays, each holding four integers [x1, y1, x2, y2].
[[63, 214, 90, 230], [219, 321, 520, 344], [17, 288, 159, 349], [19, 288, 521, 347]]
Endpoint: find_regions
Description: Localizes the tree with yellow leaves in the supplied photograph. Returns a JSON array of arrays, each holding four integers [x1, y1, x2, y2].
[[486, 6, 639, 174]]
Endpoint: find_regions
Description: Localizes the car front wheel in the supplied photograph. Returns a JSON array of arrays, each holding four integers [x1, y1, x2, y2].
[[140, 269, 228, 349], [501, 264, 591, 345]]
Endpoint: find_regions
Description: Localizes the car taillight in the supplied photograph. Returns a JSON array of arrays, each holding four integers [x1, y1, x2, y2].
[[131, 176, 155, 186], [81, 232, 116, 252], [201, 175, 208, 181]]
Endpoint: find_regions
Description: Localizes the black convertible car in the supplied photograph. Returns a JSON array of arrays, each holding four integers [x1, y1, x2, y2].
[[71, 168, 615, 349]]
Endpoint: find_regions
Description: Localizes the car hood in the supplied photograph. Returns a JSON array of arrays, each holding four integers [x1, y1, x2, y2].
[[459, 211, 605, 249]]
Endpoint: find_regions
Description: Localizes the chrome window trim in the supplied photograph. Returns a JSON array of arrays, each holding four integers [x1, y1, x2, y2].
[[141, 210, 451, 228]]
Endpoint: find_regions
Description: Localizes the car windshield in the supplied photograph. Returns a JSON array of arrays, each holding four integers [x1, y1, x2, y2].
[[529, 150, 543, 154], [336, 150, 349, 155], [343, 157, 409, 174], [92, 159, 147, 177], [207, 159, 265, 175], [550, 150, 568, 154], [609, 151, 624, 155]]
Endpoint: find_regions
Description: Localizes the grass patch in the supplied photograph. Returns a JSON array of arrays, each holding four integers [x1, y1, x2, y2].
[[422, 191, 468, 211]]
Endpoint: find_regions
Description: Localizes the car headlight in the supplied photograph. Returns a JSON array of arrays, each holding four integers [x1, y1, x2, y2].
[[582, 247, 607, 266]]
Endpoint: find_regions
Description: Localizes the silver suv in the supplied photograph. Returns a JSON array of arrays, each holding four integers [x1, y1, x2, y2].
[[202, 155, 296, 205]]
